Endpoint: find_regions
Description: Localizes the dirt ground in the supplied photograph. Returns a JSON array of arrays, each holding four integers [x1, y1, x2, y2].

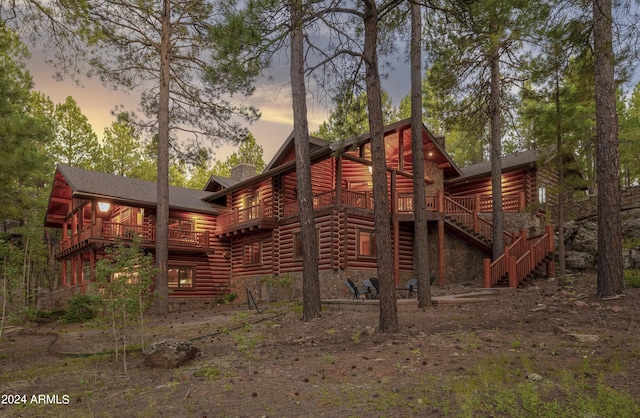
[[1, 271, 639, 417]]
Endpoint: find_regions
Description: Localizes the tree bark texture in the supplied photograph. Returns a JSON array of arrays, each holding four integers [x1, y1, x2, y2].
[[555, 73, 566, 286], [593, 0, 625, 297], [489, 46, 504, 260], [154, 0, 171, 315], [363, 0, 399, 332], [290, 0, 322, 320], [410, 2, 431, 308]]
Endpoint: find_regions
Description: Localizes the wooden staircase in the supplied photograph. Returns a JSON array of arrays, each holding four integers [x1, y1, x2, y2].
[[441, 196, 555, 288]]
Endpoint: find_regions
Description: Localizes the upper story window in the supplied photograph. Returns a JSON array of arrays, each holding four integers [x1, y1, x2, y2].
[[169, 218, 194, 230], [538, 183, 547, 205], [242, 191, 260, 221]]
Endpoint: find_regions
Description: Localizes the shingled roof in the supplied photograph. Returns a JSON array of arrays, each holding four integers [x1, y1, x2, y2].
[[451, 148, 554, 182], [45, 165, 219, 227]]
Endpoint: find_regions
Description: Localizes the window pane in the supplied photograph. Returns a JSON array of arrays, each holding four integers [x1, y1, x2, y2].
[[168, 266, 194, 289], [358, 230, 375, 257]]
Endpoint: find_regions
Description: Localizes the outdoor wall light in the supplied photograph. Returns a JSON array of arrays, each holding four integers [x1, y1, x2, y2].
[[98, 201, 111, 212]]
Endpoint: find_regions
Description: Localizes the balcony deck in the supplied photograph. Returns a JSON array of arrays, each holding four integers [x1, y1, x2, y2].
[[56, 219, 209, 259]]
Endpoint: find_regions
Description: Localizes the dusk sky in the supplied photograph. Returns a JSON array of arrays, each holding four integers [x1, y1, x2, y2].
[[27, 49, 412, 166]]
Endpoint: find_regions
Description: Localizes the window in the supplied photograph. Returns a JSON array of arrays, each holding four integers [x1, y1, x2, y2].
[[242, 192, 260, 221], [244, 241, 262, 266], [293, 229, 320, 259], [168, 266, 195, 289], [169, 218, 194, 230], [357, 229, 376, 257], [538, 183, 547, 205]]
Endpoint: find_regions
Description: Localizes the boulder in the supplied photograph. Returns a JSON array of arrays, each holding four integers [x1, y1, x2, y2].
[[565, 251, 595, 270], [623, 249, 640, 269], [622, 217, 640, 238], [143, 339, 199, 369], [568, 222, 597, 254]]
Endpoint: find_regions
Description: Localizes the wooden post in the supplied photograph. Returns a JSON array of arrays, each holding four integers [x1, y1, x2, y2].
[[336, 156, 343, 205], [398, 128, 404, 172], [483, 258, 491, 288], [61, 260, 68, 287], [70, 256, 76, 286], [438, 219, 445, 285], [519, 191, 526, 211], [438, 190, 445, 213], [473, 193, 481, 233], [508, 255, 517, 288], [90, 248, 96, 282]]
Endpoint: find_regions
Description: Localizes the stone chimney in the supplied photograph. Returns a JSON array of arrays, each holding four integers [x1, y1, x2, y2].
[[230, 163, 257, 182]]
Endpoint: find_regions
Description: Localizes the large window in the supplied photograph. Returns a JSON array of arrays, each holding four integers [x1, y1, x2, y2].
[[244, 241, 262, 266], [357, 229, 376, 257], [168, 266, 195, 289]]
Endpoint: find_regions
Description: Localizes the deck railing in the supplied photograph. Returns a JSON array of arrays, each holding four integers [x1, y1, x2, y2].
[[282, 189, 374, 217], [396, 193, 439, 213], [58, 219, 209, 254], [217, 201, 274, 230], [484, 225, 554, 288], [443, 196, 514, 245]]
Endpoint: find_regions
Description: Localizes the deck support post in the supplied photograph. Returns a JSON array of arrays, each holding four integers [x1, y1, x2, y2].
[[61, 260, 68, 287], [336, 156, 342, 205], [508, 255, 517, 288], [483, 258, 491, 288]]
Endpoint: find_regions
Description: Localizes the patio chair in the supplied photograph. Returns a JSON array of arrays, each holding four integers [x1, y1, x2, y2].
[[401, 276, 437, 298], [369, 278, 380, 298], [362, 279, 375, 299], [345, 279, 364, 299], [405, 278, 417, 297]]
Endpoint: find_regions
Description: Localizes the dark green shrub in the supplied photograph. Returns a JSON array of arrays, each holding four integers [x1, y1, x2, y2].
[[61, 294, 102, 323]]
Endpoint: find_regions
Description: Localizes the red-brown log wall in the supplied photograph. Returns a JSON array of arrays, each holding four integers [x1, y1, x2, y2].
[[447, 168, 538, 206]]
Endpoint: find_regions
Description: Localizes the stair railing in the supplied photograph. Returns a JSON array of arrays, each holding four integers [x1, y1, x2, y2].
[[443, 196, 513, 245], [484, 225, 554, 288]]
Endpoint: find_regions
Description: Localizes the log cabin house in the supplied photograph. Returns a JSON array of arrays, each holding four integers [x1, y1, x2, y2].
[[45, 119, 555, 309]]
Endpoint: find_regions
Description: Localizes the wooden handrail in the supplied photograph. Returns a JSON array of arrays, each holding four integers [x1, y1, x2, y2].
[[58, 221, 208, 254], [484, 225, 554, 288]]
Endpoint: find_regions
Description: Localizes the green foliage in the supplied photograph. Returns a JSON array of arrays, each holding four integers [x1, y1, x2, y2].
[[187, 133, 266, 189], [620, 82, 640, 187], [61, 294, 102, 324], [50, 96, 100, 169], [623, 237, 640, 250], [95, 112, 145, 177], [313, 90, 400, 141], [95, 237, 157, 373], [217, 293, 238, 305], [624, 270, 640, 288]]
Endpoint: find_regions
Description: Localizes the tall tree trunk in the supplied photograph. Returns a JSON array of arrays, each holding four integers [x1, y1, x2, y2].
[[593, 0, 624, 297], [489, 46, 504, 260], [363, 0, 398, 332], [411, 1, 431, 308], [155, 0, 171, 315], [290, 0, 321, 320], [555, 72, 566, 287]]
